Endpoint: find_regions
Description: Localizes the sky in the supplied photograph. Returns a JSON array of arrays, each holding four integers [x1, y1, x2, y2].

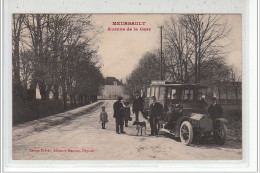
[[92, 14, 242, 80]]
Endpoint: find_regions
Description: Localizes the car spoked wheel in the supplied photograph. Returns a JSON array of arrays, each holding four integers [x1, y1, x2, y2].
[[180, 121, 193, 145], [213, 123, 227, 145]]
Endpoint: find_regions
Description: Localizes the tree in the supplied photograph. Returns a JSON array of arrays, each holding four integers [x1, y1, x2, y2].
[[230, 68, 242, 104], [56, 14, 101, 109], [13, 14, 104, 111], [164, 16, 193, 82], [179, 14, 231, 83], [163, 15, 231, 83], [125, 52, 160, 95], [199, 56, 232, 99], [12, 14, 25, 99], [45, 14, 73, 100], [23, 14, 51, 100]]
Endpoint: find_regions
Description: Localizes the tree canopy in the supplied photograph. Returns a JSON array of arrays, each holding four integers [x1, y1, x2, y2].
[[12, 14, 104, 110]]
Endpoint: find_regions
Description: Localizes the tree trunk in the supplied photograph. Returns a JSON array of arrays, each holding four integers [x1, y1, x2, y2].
[[63, 91, 68, 110], [235, 89, 238, 104], [218, 84, 221, 104], [53, 85, 59, 100], [184, 59, 189, 83], [39, 82, 49, 100], [12, 15, 23, 89], [70, 95, 73, 108], [73, 96, 77, 108], [225, 88, 228, 105], [78, 95, 83, 106], [83, 96, 86, 105], [26, 80, 37, 100], [40, 91, 49, 100], [13, 40, 21, 86], [61, 82, 68, 110], [194, 41, 198, 83], [198, 58, 201, 83]]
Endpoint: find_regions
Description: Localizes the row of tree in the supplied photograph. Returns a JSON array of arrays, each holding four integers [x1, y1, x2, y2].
[[126, 14, 241, 101], [13, 14, 104, 110]]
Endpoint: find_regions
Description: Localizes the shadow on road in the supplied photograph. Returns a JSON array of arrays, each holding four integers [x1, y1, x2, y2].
[[158, 131, 181, 141], [159, 130, 242, 150]]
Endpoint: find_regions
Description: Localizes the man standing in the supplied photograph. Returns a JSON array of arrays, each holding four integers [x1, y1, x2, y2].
[[113, 96, 126, 134], [149, 96, 163, 136], [132, 92, 144, 121], [208, 97, 223, 120]]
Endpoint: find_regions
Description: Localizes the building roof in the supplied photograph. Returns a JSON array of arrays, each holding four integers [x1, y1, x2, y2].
[[105, 77, 123, 85]]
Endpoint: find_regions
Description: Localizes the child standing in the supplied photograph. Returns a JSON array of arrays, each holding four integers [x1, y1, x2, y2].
[[123, 101, 131, 127], [100, 106, 108, 129]]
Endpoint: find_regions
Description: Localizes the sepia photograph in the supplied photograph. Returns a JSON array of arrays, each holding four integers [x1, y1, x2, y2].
[[11, 13, 242, 160]]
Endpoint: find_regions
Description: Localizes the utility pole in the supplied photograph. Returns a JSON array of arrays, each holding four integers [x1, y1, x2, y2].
[[160, 25, 163, 80]]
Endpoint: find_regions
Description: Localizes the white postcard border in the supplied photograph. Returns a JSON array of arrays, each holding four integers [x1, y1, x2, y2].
[[1, 0, 258, 172]]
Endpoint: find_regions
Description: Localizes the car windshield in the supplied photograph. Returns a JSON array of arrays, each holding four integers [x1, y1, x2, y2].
[[183, 87, 207, 102], [197, 88, 207, 101], [183, 89, 193, 101], [166, 87, 181, 100]]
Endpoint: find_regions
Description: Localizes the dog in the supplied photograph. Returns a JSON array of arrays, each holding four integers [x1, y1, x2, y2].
[[133, 121, 146, 136]]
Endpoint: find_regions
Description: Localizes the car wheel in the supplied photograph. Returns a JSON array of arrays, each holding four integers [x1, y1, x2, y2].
[[213, 123, 227, 145], [180, 121, 193, 145]]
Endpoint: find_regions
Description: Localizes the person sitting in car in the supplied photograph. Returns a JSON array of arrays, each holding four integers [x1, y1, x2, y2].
[[164, 104, 182, 132], [199, 94, 208, 113], [208, 97, 223, 120]]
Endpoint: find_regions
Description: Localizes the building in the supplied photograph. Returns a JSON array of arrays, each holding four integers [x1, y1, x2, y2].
[[98, 77, 129, 100]]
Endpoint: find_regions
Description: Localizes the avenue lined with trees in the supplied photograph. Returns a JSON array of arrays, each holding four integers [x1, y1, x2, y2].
[[12, 14, 104, 123]]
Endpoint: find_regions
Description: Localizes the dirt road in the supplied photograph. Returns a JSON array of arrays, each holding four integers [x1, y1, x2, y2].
[[13, 100, 242, 160]]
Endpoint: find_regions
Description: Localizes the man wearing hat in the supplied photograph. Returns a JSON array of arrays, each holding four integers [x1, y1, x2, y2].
[[113, 96, 126, 134], [208, 96, 223, 120], [149, 96, 163, 136], [132, 91, 145, 121]]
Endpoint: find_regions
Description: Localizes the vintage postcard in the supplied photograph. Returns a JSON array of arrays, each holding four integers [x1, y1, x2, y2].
[[11, 13, 242, 160]]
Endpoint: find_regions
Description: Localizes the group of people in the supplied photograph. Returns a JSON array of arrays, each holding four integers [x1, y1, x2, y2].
[[112, 93, 148, 134], [99, 97, 131, 132], [112, 93, 164, 136], [99, 91, 223, 136], [99, 92, 163, 136]]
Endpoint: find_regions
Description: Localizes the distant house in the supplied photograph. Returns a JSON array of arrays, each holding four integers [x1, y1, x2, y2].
[[98, 77, 129, 100]]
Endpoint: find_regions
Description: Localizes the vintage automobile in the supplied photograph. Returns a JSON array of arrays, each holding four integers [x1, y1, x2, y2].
[[143, 80, 228, 145]]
